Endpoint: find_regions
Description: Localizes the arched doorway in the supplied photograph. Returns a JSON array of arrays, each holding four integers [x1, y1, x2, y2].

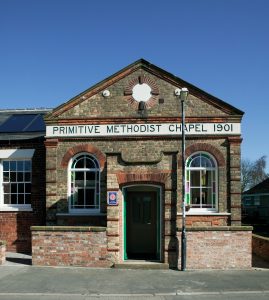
[[123, 185, 162, 261]]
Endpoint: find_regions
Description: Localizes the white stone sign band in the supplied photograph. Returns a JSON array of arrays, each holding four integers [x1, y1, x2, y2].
[[46, 123, 241, 137]]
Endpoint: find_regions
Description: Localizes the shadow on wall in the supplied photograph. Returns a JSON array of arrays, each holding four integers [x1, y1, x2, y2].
[[167, 153, 179, 269], [46, 198, 106, 227], [14, 212, 44, 254]]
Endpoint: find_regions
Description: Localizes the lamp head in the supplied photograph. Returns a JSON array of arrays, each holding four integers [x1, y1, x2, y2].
[[174, 87, 189, 101], [180, 87, 189, 101]]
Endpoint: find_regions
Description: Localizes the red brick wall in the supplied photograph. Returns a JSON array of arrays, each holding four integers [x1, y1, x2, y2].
[[31, 226, 112, 267], [0, 241, 5, 265], [0, 212, 41, 253], [177, 227, 252, 269], [0, 140, 46, 252], [252, 234, 269, 262], [177, 215, 229, 227]]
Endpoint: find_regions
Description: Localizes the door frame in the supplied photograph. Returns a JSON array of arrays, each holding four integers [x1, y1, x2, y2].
[[122, 184, 162, 261]]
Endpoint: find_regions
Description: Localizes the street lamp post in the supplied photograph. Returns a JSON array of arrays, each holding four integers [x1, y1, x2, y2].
[[175, 87, 189, 271]]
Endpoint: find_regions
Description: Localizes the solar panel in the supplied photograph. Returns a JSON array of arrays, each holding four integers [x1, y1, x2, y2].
[[25, 114, 45, 132], [0, 114, 46, 133]]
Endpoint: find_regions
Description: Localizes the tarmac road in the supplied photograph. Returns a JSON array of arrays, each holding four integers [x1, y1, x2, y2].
[[0, 264, 269, 300]]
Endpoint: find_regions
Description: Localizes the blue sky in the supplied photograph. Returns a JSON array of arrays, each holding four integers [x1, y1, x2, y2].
[[0, 0, 268, 166]]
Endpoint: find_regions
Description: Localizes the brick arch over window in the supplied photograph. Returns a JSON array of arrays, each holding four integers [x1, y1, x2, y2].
[[117, 172, 169, 186], [61, 144, 106, 170], [179, 143, 225, 167]]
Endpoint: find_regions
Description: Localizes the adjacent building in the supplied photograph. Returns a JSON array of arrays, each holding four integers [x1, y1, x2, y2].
[[0, 109, 51, 252], [242, 178, 269, 225]]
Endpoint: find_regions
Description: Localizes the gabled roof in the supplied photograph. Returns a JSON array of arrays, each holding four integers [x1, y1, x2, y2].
[[0, 108, 51, 140], [243, 178, 269, 195], [45, 58, 244, 120]]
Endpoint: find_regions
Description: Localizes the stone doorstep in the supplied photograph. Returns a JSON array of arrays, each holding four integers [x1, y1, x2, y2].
[[114, 261, 169, 270]]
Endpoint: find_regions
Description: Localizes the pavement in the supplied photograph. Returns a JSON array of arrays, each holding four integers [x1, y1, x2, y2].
[[0, 253, 269, 300]]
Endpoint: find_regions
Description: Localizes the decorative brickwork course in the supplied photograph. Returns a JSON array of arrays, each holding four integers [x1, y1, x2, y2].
[[183, 142, 225, 166], [31, 226, 112, 267], [252, 234, 269, 262], [61, 144, 106, 170]]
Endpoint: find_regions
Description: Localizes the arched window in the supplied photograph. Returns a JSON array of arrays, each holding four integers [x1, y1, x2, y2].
[[68, 153, 100, 213], [186, 152, 218, 211]]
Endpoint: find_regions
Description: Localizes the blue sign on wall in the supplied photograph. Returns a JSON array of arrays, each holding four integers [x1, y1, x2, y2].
[[107, 191, 118, 206]]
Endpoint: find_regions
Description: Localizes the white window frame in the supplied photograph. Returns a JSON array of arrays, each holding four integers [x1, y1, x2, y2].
[[68, 152, 100, 214], [0, 149, 34, 211], [186, 151, 218, 213]]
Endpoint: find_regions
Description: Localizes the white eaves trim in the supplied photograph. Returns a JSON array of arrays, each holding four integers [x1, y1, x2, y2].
[[0, 149, 35, 159]]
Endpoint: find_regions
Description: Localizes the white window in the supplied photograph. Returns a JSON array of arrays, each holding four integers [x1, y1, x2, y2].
[[68, 153, 100, 214], [0, 149, 34, 211], [186, 152, 218, 212]]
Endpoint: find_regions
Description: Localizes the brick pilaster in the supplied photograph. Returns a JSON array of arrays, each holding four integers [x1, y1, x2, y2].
[[228, 137, 242, 225], [45, 139, 58, 225]]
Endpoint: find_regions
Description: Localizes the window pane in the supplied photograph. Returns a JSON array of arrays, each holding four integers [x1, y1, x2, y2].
[[191, 170, 200, 186], [18, 183, 24, 193], [17, 161, 24, 171], [25, 194, 31, 204], [10, 161, 16, 171], [74, 157, 84, 169], [191, 188, 200, 207], [3, 183, 10, 193], [10, 172, 16, 182], [212, 194, 216, 208], [201, 170, 212, 187], [190, 156, 200, 167], [11, 194, 17, 204], [86, 171, 95, 186], [25, 161, 31, 171], [201, 156, 211, 168], [85, 189, 95, 207], [25, 183, 31, 193], [186, 193, 190, 205], [3, 172, 9, 182], [202, 188, 213, 208], [18, 194, 24, 204], [3, 161, 9, 171], [85, 157, 96, 168], [17, 172, 24, 182], [74, 172, 84, 187], [25, 172, 31, 182], [11, 183, 17, 193], [77, 189, 84, 207], [4, 194, 11, 204]]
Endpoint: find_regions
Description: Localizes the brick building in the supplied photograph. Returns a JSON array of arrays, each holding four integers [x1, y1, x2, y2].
[[0, 109, 50, 252], [1, 60, 252, 269]]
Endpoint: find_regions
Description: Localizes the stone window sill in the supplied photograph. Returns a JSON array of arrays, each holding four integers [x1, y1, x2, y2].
[[0, 206, 33, 212], [56, 213, 106, 217], [177, 212, 231, 216]]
